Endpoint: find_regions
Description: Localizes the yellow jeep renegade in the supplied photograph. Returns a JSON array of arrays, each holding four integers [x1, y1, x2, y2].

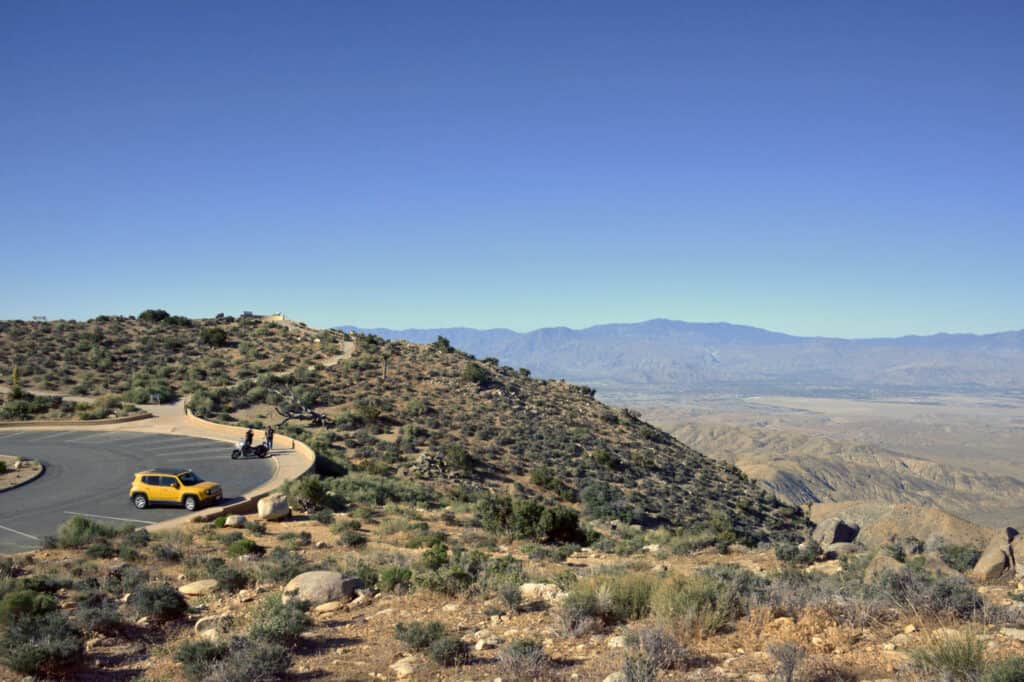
[[129, 468, 222, 512]]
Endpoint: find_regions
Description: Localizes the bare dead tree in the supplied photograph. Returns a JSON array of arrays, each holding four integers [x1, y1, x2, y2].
[[271, 385, 333, 427]]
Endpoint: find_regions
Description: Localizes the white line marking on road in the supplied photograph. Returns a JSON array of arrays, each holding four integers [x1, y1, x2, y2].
[[63, 511, 152, 525], [164, 454, 231, 463], [0, 431, 27, 438], [0, 524, 40, 541]]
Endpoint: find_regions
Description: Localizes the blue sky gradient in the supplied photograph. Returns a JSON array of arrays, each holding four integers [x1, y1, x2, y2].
[[2, 2, 1022, 337]]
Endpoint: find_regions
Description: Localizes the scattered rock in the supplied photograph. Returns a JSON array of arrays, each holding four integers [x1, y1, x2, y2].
[[389, 655, 418, 679], [520, 582, 566, 603], [972, 529, 1017, 581], [282, 571, 363, 607], [257, 493, 291, 521], [823, 542, 862, 560], [237, 589, 257, 603], [179, 579, 218, 597], [223, 515, 246, 528], [195, 614, 232, 641], [606, 635, 626, 649], [313, 601, 346, 614], [1000, 627, 1024, 642], [813, 518, 860, 545], [602, 673, 625, 682], [442, 603, 459, 612]]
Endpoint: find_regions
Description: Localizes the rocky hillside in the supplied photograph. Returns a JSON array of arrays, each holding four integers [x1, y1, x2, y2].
[[0, 313, 809, 548]]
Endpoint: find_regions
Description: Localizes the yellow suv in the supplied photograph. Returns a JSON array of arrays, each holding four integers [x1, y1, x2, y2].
[[129, 468, 222, 512]]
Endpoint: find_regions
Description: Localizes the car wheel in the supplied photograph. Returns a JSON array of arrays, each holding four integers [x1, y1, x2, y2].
[[183, 496, 198, 512], [132, 494, 148, 510]]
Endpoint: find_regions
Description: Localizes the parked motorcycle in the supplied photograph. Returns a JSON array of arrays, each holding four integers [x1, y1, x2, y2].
[[231, 439, 270, 459]]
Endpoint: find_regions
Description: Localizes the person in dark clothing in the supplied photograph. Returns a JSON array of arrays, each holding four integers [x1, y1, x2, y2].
[[265, 425, 275, 450], [244, 428, 254, 450]]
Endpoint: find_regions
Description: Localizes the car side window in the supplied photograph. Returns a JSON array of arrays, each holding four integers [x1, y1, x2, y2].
[[160, 476, 178, 487], [142, 476, 157, 485]]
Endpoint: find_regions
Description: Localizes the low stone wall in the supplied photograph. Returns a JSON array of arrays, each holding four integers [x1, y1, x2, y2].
[[0, 413, 153, 429]]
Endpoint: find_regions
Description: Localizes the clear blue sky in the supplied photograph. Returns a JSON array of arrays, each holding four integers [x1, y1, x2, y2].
[[2, 2, 1021, 338]]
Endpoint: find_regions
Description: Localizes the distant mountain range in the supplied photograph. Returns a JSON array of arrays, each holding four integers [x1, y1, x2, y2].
[[338, 319, 1024, 396]]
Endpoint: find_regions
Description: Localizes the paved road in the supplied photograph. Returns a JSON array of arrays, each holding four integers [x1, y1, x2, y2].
[[0, 430, 275, 554]]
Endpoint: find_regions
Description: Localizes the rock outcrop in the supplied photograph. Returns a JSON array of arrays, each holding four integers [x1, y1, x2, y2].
[[813, 518, 860, 545], [282, 571, 363, 607], [972, 527, 1020, 581]]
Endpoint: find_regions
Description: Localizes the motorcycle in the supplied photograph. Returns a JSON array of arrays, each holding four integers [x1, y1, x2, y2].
[[231, 438, 270, 459]]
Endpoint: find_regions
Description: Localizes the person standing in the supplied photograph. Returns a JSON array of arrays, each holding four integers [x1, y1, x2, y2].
[[265, 425, 275, 450]]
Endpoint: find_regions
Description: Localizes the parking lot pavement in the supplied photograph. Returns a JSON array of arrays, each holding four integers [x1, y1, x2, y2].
[[0, 430, 275, 554]]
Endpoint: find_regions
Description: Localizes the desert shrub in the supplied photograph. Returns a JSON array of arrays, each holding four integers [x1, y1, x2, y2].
[[0, 589, 57, 625], [284, 475, 330, 511], [279, 531, 312, 549], [651, 564, 764, 637], [74, 602, 124, 635], [130, 583, 188, 621], [462, 362, 487, 384], [54, 516, 120, 549], [626, 627, 687, 672], [938, 544, 983, 574], [565, 572, 658, 628], [444, 444, 472, 472], [248, 595, 311, 645], [311, 508, 335, 525], [0, 611, 84, 676], [498, 639, 551, 679], [152, 543, 182, 561], [871, 568, 983, 620], [337, 528, 367, 547], [476, 494, 584, 543], [395, 620, 447, 651], [176, 637, 291, 682], [987, 656, 1024, 682], [768, 641, 805, 682], [257, 547, 310, 584], [139, 309, 170, 323], [379, 566, 413, 594], [200, 327, 228, 347], [580, 481, 634, 522], [227, 538, 264, 557], [500, 582, 522, 612], [559, 590, 601, 636], [428, 635, 469, 666], [334, 473, 436, 507], [774, 540, 819, 567], [911, 630, 986, 681], [176, 639, 229, 680]]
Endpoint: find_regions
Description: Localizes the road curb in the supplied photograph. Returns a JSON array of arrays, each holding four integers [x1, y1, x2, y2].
[[0, 413, 154, 429], [0, 461, 45, 493]]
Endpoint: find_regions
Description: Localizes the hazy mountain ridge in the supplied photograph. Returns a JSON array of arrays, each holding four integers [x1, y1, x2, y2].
[[339, 319, 1024, 395]]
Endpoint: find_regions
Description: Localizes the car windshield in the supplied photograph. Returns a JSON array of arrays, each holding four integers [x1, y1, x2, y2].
[[178, 472, 202, 485]]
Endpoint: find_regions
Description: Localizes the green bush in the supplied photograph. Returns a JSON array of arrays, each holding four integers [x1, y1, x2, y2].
[[130, 583, 188, 621], [338, 528, 367, 547], [0, 611, 84, 676], [461, 362, 487, 384], [395, 620, 447, 651], [227, 538, 265, 557], [427, 635, 469, 666], [476, 494, 583, 543], [200, 327, 228, 347], [176, 636, 292, 682], [248, 595, 311, 645], [938, 544, 983, 574], [562, 572, 658, 630], [379, 566, 413, 594], [0, 589, 58, 625], [54, 515, 120, 549]]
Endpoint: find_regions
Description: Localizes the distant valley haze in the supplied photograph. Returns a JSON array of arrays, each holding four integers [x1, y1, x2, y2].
[[340, 318, 1024, 398]]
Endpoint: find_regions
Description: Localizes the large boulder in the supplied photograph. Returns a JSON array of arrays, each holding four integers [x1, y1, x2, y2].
[[223, 514, 246, 528], [179, 579, 219, 597], [282, 571, 363, 607], [972, 528, 1018, 581], [257, 493, 291, 521], [865, 553, 905, 582], [823, 542, 862, 560], [813, 518, 860, 546]]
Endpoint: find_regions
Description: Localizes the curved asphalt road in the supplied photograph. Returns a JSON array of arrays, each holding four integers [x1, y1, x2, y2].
[[0, 430, 275, 554]]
